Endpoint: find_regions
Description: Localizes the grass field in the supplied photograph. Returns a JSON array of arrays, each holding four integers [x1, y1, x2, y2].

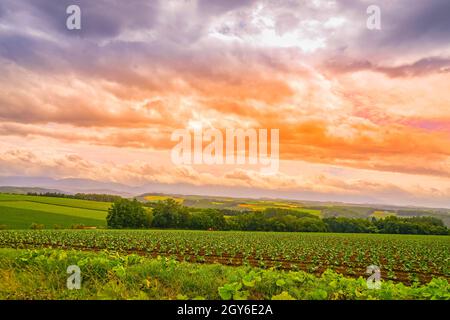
[[0, 194, 109, 229], [0, 194, 111, 210]]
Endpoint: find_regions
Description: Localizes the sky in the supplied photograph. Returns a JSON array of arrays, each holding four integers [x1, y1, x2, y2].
[[0, 0, 449, 207]]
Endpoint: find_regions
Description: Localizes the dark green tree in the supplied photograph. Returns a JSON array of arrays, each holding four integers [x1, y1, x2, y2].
[[152, 199, 189, 228], [106, 198, 152, 229], [189, 209, 226, 230]]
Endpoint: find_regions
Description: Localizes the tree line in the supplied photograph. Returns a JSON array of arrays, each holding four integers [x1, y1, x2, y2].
[[107, 199, 449, 235], [27, 192, 122, 203]]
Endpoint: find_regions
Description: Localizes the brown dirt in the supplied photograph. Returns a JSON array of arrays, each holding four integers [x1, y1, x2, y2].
[[4, 242, 448, 286]]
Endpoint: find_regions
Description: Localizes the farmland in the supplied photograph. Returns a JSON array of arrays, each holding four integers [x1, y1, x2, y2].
[[1, 248, 448, 300], [0, 229, 448, 285], [144, 195, 184, 204], [0, 193, 111, 210], [237, 202, 322, 217], [2, 193, 449, 228], [0, 194, 109, 229], [139, 193, 450, 226], [0, 193, 449, 300]]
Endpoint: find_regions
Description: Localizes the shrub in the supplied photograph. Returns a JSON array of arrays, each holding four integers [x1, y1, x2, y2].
[[71, 224, 85, 229], [30, 223, 45, 230]]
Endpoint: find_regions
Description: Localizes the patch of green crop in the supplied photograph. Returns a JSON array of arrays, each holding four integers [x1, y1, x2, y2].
[[0, 206, 106, 229], [0, 230, 448, 282], [0, 248, 448, 300]]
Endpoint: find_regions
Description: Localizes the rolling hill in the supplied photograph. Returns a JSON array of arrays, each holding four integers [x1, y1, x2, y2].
[[0, 194, 109, 229], [139, 193, 450, 226], [1, 191, 449, 229]]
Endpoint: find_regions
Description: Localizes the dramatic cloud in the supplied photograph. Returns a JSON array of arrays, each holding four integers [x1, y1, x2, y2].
[[0, 0, 449, 206]]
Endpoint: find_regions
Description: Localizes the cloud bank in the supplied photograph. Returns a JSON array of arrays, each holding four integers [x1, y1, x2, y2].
[[0, 0, 449, 207]]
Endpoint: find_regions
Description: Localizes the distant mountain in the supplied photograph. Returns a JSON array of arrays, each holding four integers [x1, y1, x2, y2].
[[1, 176, 449, 226], [0, 186, 65, 194], [1, 175, 450, 210], [0, 176, 136, 197]]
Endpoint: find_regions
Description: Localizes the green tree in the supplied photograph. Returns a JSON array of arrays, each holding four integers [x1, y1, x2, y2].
[[106, 198, 152, 229], [189, 209, 226, 230], [152, 199, 189, 228]]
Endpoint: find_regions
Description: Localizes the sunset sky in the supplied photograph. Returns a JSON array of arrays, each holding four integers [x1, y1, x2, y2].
[[0, 0, 449, 207]]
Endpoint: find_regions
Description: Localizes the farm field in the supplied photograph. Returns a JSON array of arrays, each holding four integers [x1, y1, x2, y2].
[[0, 194, 112, 211], [0, 194, 109, 229], [138, 193, 450, 226], [0, 229, 448, 285], [237, 202, 322, 217], [371, 211, 397, 218], [142, 194, 323, 215], [0, 248, 448, 300], [0, 207, 105, 229], [144, 195, 184, 203], [3, 192, 449, 227], [0, 193, 449, 300]]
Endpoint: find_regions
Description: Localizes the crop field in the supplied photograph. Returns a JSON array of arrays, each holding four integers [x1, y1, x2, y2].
[[0, 194, 112, 210], [1, 248, 448, 300], [237, 202, 322, 216], [0, 194, 109, 228], [137, 193, 450, 226], [144, 195, 184, 204], [371, 211, 396, 218], [0, 194, 448, 300], [0, 229, 448, 285]]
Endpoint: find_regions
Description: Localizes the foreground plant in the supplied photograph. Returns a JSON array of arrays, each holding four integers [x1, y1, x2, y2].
[[0, 248, 448, 300]]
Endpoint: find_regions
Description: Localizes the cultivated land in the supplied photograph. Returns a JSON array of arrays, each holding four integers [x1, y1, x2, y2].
[[139, 193, 450, 226], [0, 194, 109, 228], [1, 192, 449, 227], [0, 193, 449, 300], [0, 229, 449, 285], [1, 248, 448, 300]]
